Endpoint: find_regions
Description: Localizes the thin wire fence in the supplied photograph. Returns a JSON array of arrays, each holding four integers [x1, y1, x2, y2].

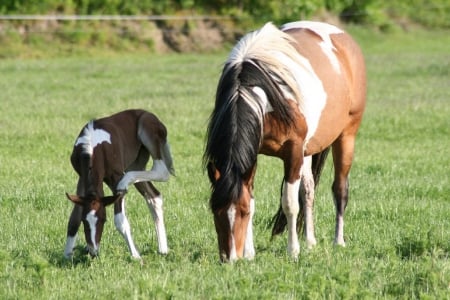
[[0, 15, 230, 21]]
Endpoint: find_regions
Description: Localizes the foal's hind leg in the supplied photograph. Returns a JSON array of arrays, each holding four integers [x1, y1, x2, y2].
[[134, 182, 168, 254], [331, 134, 357, 246]]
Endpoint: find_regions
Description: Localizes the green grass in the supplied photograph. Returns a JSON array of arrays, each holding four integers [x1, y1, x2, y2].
[[0, 28, 449, 299]]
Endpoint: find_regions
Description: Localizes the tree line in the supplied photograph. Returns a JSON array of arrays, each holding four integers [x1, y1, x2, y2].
[[1, 0, 448, 29]]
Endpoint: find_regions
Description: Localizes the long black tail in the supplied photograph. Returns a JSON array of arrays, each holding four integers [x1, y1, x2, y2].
[[271, 147, 331, 237]]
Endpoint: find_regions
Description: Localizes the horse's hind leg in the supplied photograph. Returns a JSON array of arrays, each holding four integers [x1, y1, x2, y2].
[[331, 133, 357, 246], [113, 195, 142, 259], [300, 155, 317, 248], [134, 182, 168, 254]]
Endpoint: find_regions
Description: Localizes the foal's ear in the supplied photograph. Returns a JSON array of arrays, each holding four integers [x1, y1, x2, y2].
[[66, 193, 84, 206], [101, 193, 124, 206]]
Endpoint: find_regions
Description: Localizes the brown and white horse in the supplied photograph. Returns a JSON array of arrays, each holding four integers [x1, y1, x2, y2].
[[64, 109, 174, 259], [204, 21, 366, 262]]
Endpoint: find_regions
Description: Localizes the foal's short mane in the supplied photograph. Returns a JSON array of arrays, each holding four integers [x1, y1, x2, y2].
[[204, 23, 305, 211]]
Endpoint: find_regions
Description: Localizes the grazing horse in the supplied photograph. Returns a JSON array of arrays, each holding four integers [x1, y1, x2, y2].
[[64, 109, 174, 259], [204, 21, 366, 262]]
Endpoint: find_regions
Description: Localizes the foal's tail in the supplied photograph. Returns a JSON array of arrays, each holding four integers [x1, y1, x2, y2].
[[271, 147, 331, 237], [161, 141, 175, 176]]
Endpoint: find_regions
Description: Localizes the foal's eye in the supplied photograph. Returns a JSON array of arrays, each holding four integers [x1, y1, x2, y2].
[[241, 210, 250, 217]]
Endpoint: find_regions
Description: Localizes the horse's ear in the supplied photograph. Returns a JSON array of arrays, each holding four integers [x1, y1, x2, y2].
[[101, 193, 124, 206], [66, 193, 84, 206], [207, 161, 221, 183]]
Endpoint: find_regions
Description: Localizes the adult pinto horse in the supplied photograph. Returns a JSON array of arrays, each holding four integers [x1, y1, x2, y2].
[[204, 21, 366, 262], [64, 109, 174, 260]]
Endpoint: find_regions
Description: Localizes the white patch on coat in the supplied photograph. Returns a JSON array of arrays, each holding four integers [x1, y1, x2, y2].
[[273, 51, 327, 145], [281, 21, 343, 73], [75, 121, 111, 154]]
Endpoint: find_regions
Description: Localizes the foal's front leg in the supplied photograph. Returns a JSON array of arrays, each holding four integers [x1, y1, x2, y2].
[[64, 205, 82, 258], [114, 196, 141, 259], [116, 159, 170, 191]]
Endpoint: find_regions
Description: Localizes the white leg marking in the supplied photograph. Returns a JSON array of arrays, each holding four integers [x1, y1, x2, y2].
[[146, 195, 168, 254], [86, 210, 99, 256], [334, 215, 346, 246], [243, 198, 255, 260], [64, 234, 77, 259], [114, 200, 141, 259], [117, 159, 170, 191], [282, 179, 301, 259], [301, 156, 317, 248], [227, 204, 238, 262]]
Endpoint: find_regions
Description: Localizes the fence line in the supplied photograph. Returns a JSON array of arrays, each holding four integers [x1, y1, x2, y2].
[[0, 15, 230, 21]]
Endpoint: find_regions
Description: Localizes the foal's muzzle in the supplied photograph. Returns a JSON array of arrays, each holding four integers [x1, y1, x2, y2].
[[86, 245, 99, 258]]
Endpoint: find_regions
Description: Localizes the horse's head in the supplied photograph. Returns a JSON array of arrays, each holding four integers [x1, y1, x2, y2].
[[65, 192, 124, 257], [207, 161, 256, 262]]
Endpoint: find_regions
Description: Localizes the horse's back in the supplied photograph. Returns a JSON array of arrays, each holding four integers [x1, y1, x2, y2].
[[282, 22, 366, 155]]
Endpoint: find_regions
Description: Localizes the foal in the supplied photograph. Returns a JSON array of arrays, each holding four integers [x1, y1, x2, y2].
[[64, 109, 174, 259]]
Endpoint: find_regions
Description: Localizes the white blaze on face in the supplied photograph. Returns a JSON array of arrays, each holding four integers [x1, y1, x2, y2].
[[86, 210, 98, 252], [281, 21, 343, 74], [75, 121, 111, 154], [227, 204, 238, 261]]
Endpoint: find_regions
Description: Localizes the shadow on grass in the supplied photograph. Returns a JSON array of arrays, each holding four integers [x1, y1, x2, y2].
[[395, 231, 449, 260], [48, 245, 92, 268]]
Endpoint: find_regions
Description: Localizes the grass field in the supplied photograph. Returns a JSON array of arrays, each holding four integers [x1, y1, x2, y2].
[[0, 27, 449, 299]]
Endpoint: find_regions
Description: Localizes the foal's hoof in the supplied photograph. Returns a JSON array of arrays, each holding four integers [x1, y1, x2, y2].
[[63, 252, 73, 260], [116, 189, 128, 196]]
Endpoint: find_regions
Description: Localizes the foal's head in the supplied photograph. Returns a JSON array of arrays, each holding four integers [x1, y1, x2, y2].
[[66, 192, 123, 257]]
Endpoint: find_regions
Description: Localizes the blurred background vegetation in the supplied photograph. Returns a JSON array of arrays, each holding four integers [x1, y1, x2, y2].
[[0, 0, 448, 58]]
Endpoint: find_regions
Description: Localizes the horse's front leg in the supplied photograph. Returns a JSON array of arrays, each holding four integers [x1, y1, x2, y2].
[[243, 197, 255, 260], [282, 179, 301, 258], [114, 196, 141, 259], [281, 142, 304, 259]]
